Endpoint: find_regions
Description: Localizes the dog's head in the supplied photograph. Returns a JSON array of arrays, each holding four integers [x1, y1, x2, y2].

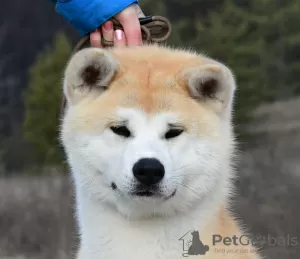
[[60, 46, 236, 219]]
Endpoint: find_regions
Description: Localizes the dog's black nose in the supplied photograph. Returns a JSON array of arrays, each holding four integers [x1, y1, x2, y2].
[[132, 158, 165, 186]]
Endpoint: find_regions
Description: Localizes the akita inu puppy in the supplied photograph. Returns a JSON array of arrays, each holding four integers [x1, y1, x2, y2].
[[60, 45, 263, 259]]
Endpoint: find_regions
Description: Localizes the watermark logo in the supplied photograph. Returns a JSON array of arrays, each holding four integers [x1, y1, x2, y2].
[[211, 233, 298, 248], [179, 230, 299, 256], [179, 230, 209, 257]]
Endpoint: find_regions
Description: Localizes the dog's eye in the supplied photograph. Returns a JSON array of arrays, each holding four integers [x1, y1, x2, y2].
[[165, 128, 184, 140], [110, 126, 131, 138]]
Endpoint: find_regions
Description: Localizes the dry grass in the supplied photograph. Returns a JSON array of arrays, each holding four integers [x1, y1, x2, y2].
[[233, 132, 300, 258], [0, 175, 78, 259]]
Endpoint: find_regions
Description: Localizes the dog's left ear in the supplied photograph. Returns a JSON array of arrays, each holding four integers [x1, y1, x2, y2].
[[181, 63, 236, 114]]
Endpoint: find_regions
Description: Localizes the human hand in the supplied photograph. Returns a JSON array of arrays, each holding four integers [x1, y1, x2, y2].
[[90, 3, 144, 48]]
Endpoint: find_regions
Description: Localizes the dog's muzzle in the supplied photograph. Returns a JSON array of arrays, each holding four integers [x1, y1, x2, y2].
[[131, 158, 165, 197]]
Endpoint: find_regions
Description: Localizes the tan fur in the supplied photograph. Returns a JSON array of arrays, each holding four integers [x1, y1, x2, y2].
[[198, 206, 262, 258], [62, 44, 263, 259]]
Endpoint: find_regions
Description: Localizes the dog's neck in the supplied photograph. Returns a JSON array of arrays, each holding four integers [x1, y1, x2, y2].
[[74, 176, 230, 259]]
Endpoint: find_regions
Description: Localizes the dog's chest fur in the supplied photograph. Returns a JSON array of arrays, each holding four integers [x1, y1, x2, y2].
[[77, 200, 209, 259], [76, 196, 259, 259]]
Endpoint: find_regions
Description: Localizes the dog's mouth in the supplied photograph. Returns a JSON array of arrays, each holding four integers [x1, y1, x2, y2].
[[131, 189, 177, 200], [111, 182, 177, 200], [134, 190, 155, 197]]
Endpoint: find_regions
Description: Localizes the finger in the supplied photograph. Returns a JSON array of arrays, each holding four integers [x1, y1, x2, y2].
[[114, 29, 126, 47], [116, 11, 142, 46], [135, 4, 145, 18], [90, 29, 102, 47], [101, 21, 114, 45]]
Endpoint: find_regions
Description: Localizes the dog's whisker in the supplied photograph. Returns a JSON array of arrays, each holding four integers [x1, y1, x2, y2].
[[172, 163, 193, 172], [172, 157, 202, 172], [177, 183, 202, 198], [172, 152, 219, 172], [170, 173, 199, 178]]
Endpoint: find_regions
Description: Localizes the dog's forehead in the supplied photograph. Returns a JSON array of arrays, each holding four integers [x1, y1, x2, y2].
[[106, 46, 210, 113], [114, 107, 179, 129], [109, 80, 185, 114]]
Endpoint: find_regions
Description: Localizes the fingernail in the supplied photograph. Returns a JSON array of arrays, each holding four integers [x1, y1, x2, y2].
[[115, 30, 123, 41], [103, 21, 113, 31]]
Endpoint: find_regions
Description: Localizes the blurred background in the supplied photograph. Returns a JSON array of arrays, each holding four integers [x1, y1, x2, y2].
[[0, 0, 300, 258]]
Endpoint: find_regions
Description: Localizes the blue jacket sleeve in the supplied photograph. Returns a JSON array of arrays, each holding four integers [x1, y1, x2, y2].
[[55, 0, 139, 36]]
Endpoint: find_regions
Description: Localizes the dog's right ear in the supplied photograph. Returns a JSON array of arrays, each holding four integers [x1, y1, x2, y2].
[[63, 48, 118, 106]]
